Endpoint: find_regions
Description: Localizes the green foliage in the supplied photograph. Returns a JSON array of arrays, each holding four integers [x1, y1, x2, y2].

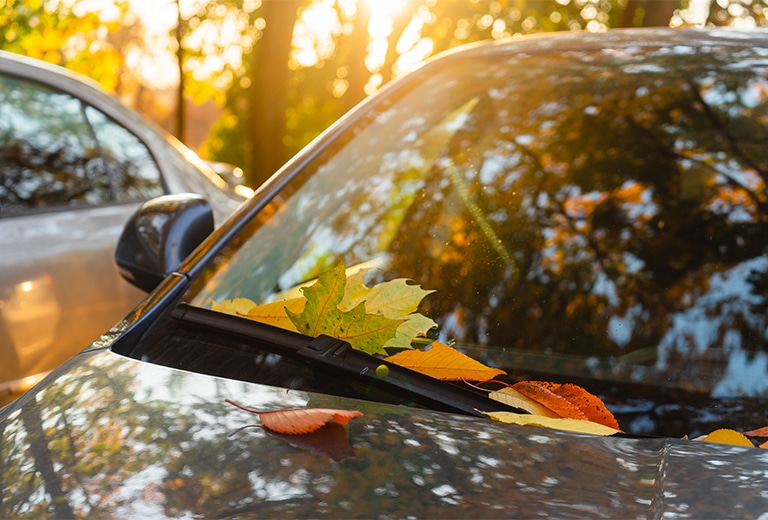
[[286, 263, 404, 356]]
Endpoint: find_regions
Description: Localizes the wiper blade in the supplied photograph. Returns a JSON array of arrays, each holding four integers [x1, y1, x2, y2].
[[172, 303, 528, 418]]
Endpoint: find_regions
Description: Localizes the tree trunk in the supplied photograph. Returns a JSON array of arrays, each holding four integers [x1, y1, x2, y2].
[[620, 0, 679, 27], [175, 0, 185, 142], [342, 1, 371, 113], [247, 1, 303, 186]]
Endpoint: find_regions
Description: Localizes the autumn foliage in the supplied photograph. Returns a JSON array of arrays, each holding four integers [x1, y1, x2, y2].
[[217, 263, 768, 447]]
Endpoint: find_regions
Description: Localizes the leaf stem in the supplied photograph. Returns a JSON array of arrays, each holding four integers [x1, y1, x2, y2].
[[225, 399, 263, 415]]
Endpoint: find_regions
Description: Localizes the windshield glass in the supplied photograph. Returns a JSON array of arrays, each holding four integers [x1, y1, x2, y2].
[[184, 41, 768, 437]]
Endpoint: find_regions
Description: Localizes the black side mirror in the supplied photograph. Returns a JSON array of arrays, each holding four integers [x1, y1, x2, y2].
[[115, 194, 213, 292]]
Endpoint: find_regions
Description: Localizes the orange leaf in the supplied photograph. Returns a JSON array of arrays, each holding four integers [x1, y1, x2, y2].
[[698, 429, 754, 448], [550, 383, 620, 430], [511, 381, 620, 430], [384, 341, 506, 381], [743, 425, 768, 438], [489, 387, 561, 418], [511, 381, 587, 421], [226, 400, 363, 435]]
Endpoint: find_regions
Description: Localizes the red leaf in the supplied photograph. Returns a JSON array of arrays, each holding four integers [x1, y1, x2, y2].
[[511, 381, 620, 430], [226, 399, 363, 435]]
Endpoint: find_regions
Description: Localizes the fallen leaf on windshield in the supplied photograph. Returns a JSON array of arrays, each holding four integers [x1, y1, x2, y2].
[[483, 411, 621, 436], [342, 268, 437, 350], [211, 297, 258, 316], [384, 341, 506, 381], [696, 429, 754, 448], [491, 381, 620, 430], [743, 425, 768, 438], [245, 297, 305, 331], [489, 387, 565, 418], [226, 399, 363, 435], [286, 263, 403, 355]]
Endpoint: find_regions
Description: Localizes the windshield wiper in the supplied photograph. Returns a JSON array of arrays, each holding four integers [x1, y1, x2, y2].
[[172, 303, 528, 418]]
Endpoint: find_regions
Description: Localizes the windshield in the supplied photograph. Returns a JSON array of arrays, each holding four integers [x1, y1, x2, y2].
[[184, 41, 768, 438]]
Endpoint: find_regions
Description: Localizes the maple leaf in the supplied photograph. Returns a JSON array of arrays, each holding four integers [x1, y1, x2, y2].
[[226, 399, 363, 435], [341, 268, 437, 350], [385, 341, 506, 381], [286, 263, 403, 355]]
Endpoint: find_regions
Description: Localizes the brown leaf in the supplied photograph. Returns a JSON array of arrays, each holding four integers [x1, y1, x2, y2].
[[226, 399, 363, 435], [384, 341, 506, 381]]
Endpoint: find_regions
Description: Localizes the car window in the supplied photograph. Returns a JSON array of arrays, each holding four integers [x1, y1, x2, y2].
[[177, 42, 768, 438], [0, 74, 163, 215]]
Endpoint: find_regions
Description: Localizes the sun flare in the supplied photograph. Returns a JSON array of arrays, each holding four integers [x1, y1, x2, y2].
[[361, 0, 409, 17]]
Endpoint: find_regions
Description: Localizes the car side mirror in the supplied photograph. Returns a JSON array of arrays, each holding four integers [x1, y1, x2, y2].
[[115, 194, 213, 292]]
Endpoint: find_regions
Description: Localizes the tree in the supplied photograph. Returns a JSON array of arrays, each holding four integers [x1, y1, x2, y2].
[[0, 0, 125, 91], [247, 1, 304, 185]]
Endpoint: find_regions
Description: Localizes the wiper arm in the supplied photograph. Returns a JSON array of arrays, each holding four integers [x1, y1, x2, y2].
[[172, 303, 528, 418]]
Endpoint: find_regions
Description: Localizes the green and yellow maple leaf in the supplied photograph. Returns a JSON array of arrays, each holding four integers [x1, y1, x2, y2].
[[341, 268, 436, 350], [211, 263, 435, 356], [285, 263, 403, 356]]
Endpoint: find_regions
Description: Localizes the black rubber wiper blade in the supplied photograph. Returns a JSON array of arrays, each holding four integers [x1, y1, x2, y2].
[[172, 303, 528, 418]]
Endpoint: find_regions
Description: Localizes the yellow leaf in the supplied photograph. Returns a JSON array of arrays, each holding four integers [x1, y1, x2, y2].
[[489, 388, 560, 418], [211, 298, 258, 316], [384, 341, 506, 381], [245, 298, 305, 332], [483, 411, 621, 436], [697, 429, 754, 448]]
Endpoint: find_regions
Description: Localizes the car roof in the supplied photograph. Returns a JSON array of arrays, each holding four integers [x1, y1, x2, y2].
[[424, 26, 768, 64]]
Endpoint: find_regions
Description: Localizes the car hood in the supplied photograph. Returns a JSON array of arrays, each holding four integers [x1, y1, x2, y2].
[[1, 349, 766, 518]]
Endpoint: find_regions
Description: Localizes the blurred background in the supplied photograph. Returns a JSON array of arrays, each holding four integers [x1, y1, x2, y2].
[[1, 0, 762, 187]]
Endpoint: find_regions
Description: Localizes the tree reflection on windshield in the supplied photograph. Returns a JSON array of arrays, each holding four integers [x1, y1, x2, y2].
[[191, 43, 768, 436]]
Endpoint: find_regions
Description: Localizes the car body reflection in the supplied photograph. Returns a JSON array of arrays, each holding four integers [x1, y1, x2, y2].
[[3, 349, 768, 518]]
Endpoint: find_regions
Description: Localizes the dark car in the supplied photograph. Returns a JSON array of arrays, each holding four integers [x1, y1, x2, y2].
[[0, 50, 250, 402], [2, 28, 768, 517]]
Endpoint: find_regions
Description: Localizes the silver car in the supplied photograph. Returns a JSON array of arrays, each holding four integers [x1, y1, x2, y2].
[[3, 27, 768, 518], [0, 50, 248, 402]]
